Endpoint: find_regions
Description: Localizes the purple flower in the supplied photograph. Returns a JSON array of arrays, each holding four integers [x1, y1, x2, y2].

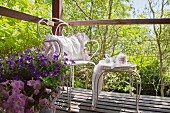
[[70, 60, 75, 64], [64, 57, 68, 61], [60, 76, 63, 81], [56, 67, 60, 73], [33, 80, 41, 90], [19, 52, 23, 55], [25, 48, 31, 53], [49, 72, 54, 76], [42, 48, 45, 51], [39, 98, 49, 106], [2, 102, 11, 109], [14, 75, 20, 80], [0, 80, 9, 85], [12, 88, 21, 94], [6, 60, 11, 64], [45, 88, 52, 94], [53, 55, 59, 60], [0, 85, 4, 91], [27, 80, 35, 87], [1, 89, 9, 98], [25, 107, 34, 113], [17, 106, 24, 113], [31, 70, 36, 75], [62, 86, 65, 91], [7, 94, 16, 103], [64, 61, 68, 65], [14, 100, 23, 109], [27, 97, 35, 103], [36, 73, 42, 79], [34, 89, 40, 95], [44, 73, 48, 77], [17, 93, 27, 102], [64, 52, 67, 56], [6, 108, 15, 113], [11, 80, 24, 90], [51, 92, 56, 98]]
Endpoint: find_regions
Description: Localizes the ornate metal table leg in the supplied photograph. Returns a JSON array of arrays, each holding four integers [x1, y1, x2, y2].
[[133, 70, 142, 113]]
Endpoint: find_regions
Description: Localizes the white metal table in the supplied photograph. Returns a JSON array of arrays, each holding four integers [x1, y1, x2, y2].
[[92, 63, 142, 113]]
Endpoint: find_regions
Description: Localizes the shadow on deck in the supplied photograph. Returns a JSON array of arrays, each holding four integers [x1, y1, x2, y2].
[[56, 88, 170, 113]]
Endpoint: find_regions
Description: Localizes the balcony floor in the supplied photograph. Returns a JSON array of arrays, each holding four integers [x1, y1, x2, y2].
[[56, 88, 170, 113]]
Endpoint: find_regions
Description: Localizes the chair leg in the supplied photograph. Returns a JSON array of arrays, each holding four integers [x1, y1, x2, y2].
[[68, 65, 73, 112], [72, 66, 74, 88]]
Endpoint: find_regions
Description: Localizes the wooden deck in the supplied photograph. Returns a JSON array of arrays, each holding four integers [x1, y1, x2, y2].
[[56, 88, 170, 113]]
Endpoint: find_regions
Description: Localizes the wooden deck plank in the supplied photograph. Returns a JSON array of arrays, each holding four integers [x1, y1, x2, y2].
[[56, 88, 170, 113], [58, 95, 170, 113], [59, 93, 170, 109]]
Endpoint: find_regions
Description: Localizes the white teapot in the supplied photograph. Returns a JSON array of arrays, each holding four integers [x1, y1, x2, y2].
[[105, 54, 114, 63], [115, 52, 127, 65]]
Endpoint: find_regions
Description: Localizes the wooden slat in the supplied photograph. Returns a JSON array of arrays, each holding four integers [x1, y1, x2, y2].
[[59, 93, 170, 111], [0, 6, 59, 26], [1, 6, 170, 27], [56, 88, 170, 113], [0, 6, 41, 24], [68, 19, 170, 26], [60, 92, 170, 109]]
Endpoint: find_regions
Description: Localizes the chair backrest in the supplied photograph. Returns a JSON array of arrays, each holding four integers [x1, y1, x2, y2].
[[38, 18, 100, 61]]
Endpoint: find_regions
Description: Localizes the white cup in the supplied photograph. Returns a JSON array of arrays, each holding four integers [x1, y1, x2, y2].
[[116, 53, 127, 65]]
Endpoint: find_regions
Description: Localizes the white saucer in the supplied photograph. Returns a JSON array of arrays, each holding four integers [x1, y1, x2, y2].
[[114, 62, 136, 68]]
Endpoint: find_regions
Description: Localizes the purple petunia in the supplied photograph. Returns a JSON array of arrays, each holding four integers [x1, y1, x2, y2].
[[27, 80, 35, 87], [70, 60, 75, 64], [39, 98, 49, 106], [11, 80, 24, 90], [0, 80, 9, 85], [12, 88, 21, 94], [49, 72, 54, 76], [25, 48, 31, 53], [14, 75, 20, 80], [17, 106, 24, 113], [7, 94, 17, 103], [45, 88, 52, 94], [53, 54, 59, 61], [17, 93, 27, 102], [27, 97, 35, 103], [25, 107, 34, 113], [64, 52, 67, 56], [34, 89, 40, 95], [14, 100, 23, 109], [33, 80, 41, 90], [1, 89, 9, 98]]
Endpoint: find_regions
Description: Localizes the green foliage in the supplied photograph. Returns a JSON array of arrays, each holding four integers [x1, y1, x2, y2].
[[0, 0, 170, 97], [0, 0, 52, 58]]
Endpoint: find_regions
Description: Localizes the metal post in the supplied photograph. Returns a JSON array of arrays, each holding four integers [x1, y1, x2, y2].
[[52, 0, 62, 35]]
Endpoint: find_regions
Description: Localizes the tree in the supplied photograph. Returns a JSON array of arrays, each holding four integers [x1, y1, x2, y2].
[[147, 0, 170, 97]]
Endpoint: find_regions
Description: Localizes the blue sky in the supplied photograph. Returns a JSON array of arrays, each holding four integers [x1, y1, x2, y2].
[[133, 0, 148, 13]]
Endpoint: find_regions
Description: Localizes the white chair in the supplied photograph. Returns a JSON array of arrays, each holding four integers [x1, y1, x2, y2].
[[38, 18, 100, 110]]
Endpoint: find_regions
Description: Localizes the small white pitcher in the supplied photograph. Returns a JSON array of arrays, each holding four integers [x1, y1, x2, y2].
[[105, 54, 114, 63]]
